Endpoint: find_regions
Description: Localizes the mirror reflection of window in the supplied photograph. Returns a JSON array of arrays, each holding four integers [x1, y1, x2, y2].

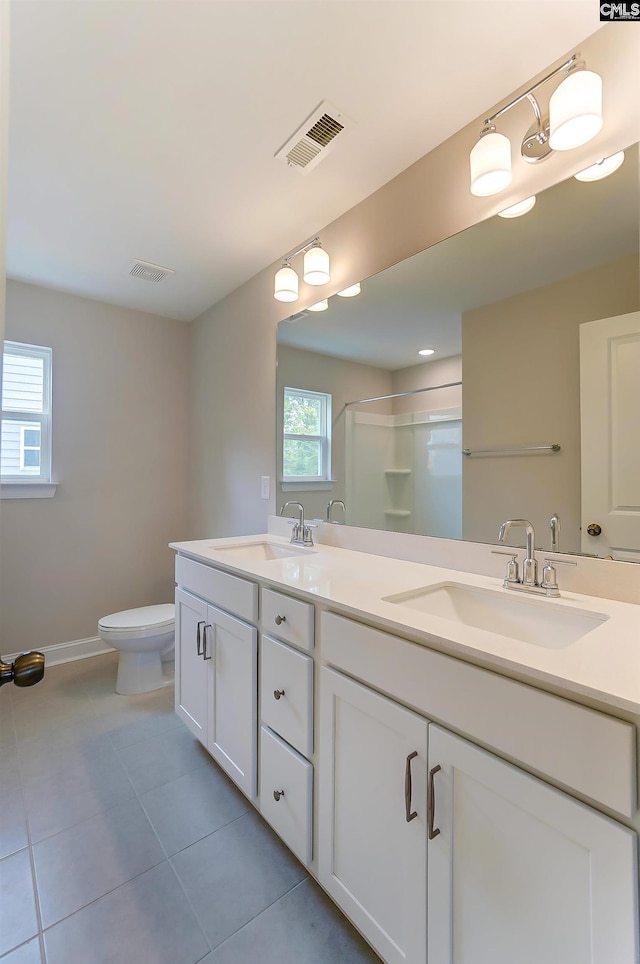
[[283, 387, 332, 482]]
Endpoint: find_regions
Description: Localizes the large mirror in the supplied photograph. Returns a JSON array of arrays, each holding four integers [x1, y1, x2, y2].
[[277, 144, 639, 559]]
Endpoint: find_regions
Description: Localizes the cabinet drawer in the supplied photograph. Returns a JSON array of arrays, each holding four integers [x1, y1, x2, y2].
[[175, 555, 257, 623], [259, 726, 312, 866], [321, 611, 636, 818], [261, 635, 313, 758], [261, 588, 314, 651]]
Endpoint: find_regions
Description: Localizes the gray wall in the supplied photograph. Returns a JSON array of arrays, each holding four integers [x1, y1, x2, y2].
[[189, 28, 640, 540], [1, 281, 190, 652]]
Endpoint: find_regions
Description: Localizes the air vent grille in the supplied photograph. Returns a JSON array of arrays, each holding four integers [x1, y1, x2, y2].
[[275, 100, 354, 175], [129, 260, 175, 283]]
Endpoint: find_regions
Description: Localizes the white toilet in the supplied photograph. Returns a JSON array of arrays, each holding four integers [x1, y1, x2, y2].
[[98, 603, 175, 695]]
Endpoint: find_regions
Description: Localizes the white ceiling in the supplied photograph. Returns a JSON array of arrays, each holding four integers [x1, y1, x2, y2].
[[6, 1, 602, 322]]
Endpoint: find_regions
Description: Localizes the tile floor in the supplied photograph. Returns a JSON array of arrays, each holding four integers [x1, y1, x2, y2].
[[0, 652, 380, 963]]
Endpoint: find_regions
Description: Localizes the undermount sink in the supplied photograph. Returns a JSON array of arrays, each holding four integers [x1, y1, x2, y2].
[[383, 582, 608, 648], [211, 540, 315, 562]]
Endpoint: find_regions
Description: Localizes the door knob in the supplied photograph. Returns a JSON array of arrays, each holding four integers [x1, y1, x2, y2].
[[0, 651, 45, 688], [586, 523, 602, 537]]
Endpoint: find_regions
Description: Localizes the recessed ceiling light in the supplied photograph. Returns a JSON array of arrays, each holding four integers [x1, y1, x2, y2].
[[574, 151, 625, 182], [307, 299, 328, 312], [418, 348, 435, 356], [336, 283, 361, 297], [498, 196, 536, 219]]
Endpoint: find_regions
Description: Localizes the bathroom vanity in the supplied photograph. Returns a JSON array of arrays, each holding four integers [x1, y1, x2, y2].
[[170, 532, 640, 964]]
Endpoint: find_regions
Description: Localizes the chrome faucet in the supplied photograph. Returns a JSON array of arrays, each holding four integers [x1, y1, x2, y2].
[[280, 501, 315, 547], [497, 519, 560, 597], [326, 499, 346, 524]]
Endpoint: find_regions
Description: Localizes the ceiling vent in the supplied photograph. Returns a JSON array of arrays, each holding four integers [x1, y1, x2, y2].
[[275, 101, 354, 174], [129, 260, 175, 283]]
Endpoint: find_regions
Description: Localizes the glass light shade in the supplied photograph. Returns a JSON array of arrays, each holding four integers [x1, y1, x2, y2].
[[307, 299, 328, 312], [574, 151, 625, 182], [498, 195, 536, 219], [549, 70, 603, 151], [470, 131, 512, 197], [337, 283, 361, 297], [274, 264, 299, 302], [303, 245, 330, 285]]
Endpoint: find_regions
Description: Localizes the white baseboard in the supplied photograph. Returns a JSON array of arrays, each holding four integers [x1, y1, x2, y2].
[[3, 636, 115, 667]]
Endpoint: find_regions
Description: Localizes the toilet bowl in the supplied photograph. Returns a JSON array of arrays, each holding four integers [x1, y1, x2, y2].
[[98, 604, 175, 695]]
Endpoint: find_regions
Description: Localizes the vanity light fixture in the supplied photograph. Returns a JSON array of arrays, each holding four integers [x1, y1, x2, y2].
[[498, 196, 537, 218], [336, 282, 361, 297], [574, 151, 625, 182], [307, 299, 328, 312], [274, 237, 330, 302], [470, 53, 603, 197], [418, 348, 435, 356]]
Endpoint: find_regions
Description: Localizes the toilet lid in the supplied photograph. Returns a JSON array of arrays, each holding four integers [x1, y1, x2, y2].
[[99, 604, 175, 632]]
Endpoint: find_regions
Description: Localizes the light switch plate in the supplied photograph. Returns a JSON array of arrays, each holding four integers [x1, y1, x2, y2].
[[260, 476, 270, 499]]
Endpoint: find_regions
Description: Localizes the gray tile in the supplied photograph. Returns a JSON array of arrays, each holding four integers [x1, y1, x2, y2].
[[0, 937, 43, 963], [12, 697, 98, 743], [210, 877, 381, 964], [33, 797, 165, 928], [43, 861, 210, 964], [17, 727, 115, 785], [171, 810, 307, 949], [0, 783, 29, 859], [115, 724, 210, 794], [141, 759, 249, 855], [23, 741, 136, 842], [0, 850, 39, 957], [98, 692, 182, 750]]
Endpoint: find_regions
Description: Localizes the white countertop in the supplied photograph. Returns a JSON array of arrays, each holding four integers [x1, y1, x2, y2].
[[170, 534, 640, 715]]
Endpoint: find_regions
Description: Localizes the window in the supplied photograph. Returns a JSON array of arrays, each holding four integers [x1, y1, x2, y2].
[[283, 387, 331, 482], [1, 341, 52, 483]]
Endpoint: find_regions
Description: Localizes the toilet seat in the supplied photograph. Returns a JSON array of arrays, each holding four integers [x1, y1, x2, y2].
[[98, 604, 174, 639]]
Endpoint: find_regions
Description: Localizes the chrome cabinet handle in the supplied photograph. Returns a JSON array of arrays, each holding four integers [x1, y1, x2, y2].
[[404, 751, 418, 822], [273, 689, 285, 700], [275, 615, 286, 626], [196, 620, 206, 656], [428, 764, 442, 839], [202, 624, 213, 661], [273, 789, 285, 801]]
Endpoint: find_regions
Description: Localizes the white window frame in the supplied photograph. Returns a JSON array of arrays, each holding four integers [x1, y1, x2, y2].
[[19, 423, 42, 472], [1, 341, 54, 496], [282, 386, 332, 484]]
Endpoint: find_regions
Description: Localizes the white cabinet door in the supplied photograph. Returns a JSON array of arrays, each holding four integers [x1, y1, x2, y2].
[[428, 724, 639, 964], [318, 667, 429, 964], [206, 603, 258, 800], [175, 588, 208, 743]]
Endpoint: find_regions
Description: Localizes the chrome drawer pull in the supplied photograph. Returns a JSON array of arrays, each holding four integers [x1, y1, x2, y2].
[[405, 751, 418, 822], [273, 689, 285, 700], [275, 615, 286, 626], [273, 789, 285, 802], [196, 620, 206, 656], [428, 764, 442, 839]]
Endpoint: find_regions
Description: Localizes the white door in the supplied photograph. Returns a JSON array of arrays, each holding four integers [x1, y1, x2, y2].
[[580, 311, 640, 560], [318, 667, 429, 964], [206, 603, 257, 800], [428, 725, 639, 964], [174, 588, 208, 742]]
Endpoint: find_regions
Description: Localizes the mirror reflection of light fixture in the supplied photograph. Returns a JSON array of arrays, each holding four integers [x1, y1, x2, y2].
[[273, 237, 330, 302], [498, 195, 536, 219], [418, 348, 435, 356], [470, 53, 603, 197], [337, 282, 361, 297], [307, 299, 328, 312], [574, 151, 625, 182]]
